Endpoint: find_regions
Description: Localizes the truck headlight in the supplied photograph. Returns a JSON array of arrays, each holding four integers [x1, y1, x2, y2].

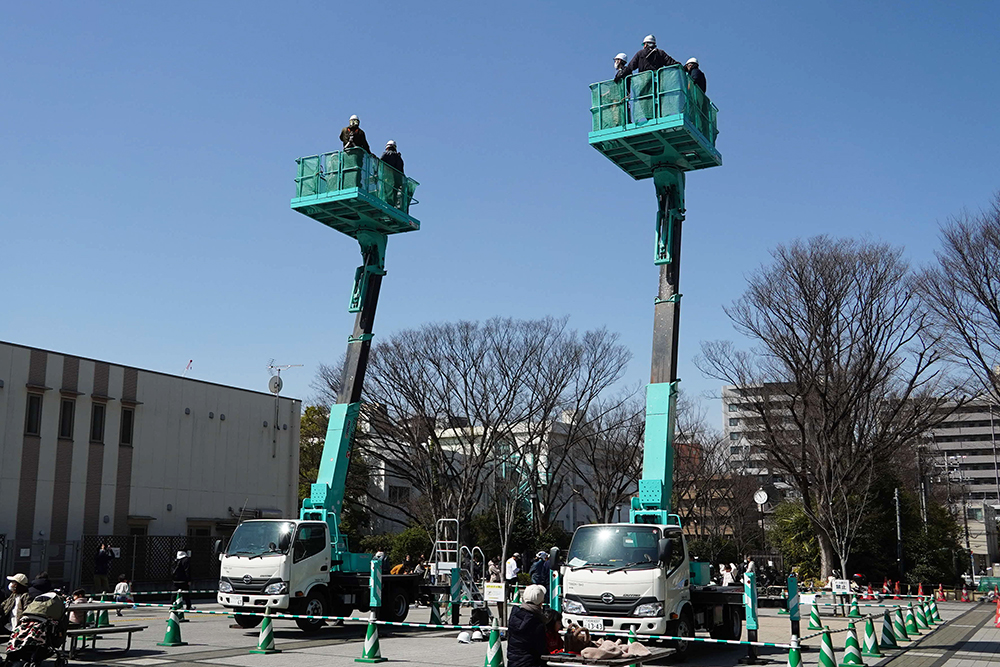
[[264, 582, 288, 595], [218, 580, 233, 593], [633, 602, 663, 617], [562, 598, 586, 614]]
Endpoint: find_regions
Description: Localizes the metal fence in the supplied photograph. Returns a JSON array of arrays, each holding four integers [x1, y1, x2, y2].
[[79, 535, 220, 592], [1, 539, 82, 590]]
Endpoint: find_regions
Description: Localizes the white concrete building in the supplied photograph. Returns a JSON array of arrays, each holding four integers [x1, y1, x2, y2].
[[0, 341, 300, 581]]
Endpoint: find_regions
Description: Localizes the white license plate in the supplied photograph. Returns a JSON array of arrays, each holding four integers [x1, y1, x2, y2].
[[582, 618, 605, 631]]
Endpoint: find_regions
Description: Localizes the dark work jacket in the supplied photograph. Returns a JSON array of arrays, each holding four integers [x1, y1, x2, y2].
[[529, 559, 548, 585], [27, 575, 52, 600], [380, 149, 404, 175], [687, 65, 707, 92], [507, 604, 548, 667], [94, 547, 114, 575], [616, 45, 679, 82], [172, 558, 191, 584], [340, 126, 371, 153]]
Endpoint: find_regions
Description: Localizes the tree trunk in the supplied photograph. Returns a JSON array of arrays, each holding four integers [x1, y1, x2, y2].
[[817, 530, 837, 579]]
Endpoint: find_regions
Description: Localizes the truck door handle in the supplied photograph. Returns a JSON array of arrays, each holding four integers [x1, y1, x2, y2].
[[320, 565, 328, 571]]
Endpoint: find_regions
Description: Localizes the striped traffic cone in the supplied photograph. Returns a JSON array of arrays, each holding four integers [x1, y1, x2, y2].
[[923, 600, 937, 626], [848, 597, 862, 618], [961, 586, 970, 602], [930, 599, 942, 623], [905, 604, 921, 636], [157, 608, 188, 646], [880, 609, 898, 649], [356, 612, 387, 663], [935, 584, 946, 602], [787, 635, 802, 667], [429, 600, 443, 626], [484, 618, 503, 667], [917, 583, 925, 597], [85, 610, 95, 627], [809, 603, 824, 630], [250, 607, 280, 654], [914, 600, 929, 630], [779, 589, 789, 614], [893, 582, 900, 600], [174, 590, 188, 623], [994, 598, 1000, 629], [819, 628, 837, 667], [626, 627, 638, 667], [861, 617, 881, 658], [894, 607, 910, 642], [838, 622, 866, 667], [512, 586, 521, 604]]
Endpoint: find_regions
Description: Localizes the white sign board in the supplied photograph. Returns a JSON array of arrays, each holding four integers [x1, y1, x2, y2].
[[19, 549, 30, 558], [483, 582, 505, 602], [111, 547, 121, 558], [832, 579, 850, 594]]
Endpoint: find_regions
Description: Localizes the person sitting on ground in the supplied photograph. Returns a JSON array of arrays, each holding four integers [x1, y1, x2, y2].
[[684, 57, 706, 92], [3, 574, 30, 633], [113, 575, 131, 617], [68, 590, 89, 627], [27, 572, 52, 600], [544, 609, 564, 654], [340, 115, 371, 153], [507, 584, 548, 667]]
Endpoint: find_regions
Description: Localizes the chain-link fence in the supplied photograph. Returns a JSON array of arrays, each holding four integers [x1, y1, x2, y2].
[[79, 535, 220, 592]]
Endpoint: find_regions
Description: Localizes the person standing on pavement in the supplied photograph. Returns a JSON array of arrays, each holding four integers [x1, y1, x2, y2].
[[172, 550, 193, 611], [93, 542, 115, 593], [505, 552, 521, 601]]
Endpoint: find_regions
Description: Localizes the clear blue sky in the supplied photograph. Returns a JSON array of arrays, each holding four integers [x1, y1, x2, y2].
[[3, 1, 999, 421]]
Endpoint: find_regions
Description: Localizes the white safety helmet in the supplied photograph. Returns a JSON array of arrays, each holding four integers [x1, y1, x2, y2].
[[614, 52, 628, 62], [457, 631, 472, 644], [536, 550, 548, 559], [643, 34, 656, 46], [349, 114, 359, 121], [176, 550, 187, 560], [385, 140, 396, 148], [471, 630, 484, 642], [686, 57, 699, 66]]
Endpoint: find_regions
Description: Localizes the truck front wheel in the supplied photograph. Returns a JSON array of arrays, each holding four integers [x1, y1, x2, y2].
[[295, 591, 328, 633], [669, 609, 695, 659]]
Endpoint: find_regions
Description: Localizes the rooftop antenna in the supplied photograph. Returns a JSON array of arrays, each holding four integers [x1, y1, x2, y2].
[[267, 361, 302, 458]]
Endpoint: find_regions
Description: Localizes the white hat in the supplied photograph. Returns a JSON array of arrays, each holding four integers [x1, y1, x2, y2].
[[643, 34, 656, 45], [176, 550, 188, 559], [457, 631, 472, 644], [385, 140, 396, 148], [615, 53, 628, 61], [536, 550, 548, 559], [6, 573, 28, 587], [686, 57, 699, 66], [349, 114, 359, 121], [471, 630, 484, 642]]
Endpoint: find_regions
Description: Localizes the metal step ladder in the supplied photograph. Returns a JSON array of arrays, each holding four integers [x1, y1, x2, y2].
[[430, 518, 459, 583], [459, 545, 493, 623]]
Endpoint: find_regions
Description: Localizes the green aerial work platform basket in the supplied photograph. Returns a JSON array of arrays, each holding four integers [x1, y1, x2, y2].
[[589, 65, 721, 179], [291, 147, 420, 238]]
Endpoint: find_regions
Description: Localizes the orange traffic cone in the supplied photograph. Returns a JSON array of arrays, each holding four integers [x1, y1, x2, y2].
[[994, 598, 1000, 629], [935, 584, 946, 602], [961, 586, 970, 603], [917, 583, 924, 597], [893, 582, 900, 600]]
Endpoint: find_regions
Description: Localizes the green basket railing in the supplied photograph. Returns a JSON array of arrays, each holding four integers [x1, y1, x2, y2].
[[294, 147, 419, 215], [590, 65, 718, 146]]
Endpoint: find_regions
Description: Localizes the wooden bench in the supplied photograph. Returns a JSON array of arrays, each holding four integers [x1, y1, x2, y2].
[[65, 624, 148, 657]]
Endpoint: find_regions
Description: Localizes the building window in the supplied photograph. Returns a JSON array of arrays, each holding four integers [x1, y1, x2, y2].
[[728, 404, 738, 412], [90, 403, 106, 443], [730, 432, 740, 441], [59, 399, 75, 439], [729, 418, 740, 426], [967, 507, 984, 521], [188, 525, 211, 537], [25, 394, 44, 435], [388, 485, 410, 504], [120, 407, 134, 445]]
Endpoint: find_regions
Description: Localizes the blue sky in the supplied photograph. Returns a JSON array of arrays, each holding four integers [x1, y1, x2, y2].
[[3, 1, 999, 423]]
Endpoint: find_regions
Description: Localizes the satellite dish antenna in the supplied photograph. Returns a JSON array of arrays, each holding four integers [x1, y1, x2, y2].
[[268, 375, 283, 395]]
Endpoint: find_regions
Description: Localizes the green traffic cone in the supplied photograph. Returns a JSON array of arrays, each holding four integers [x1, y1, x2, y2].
[[848, 597, 862, 618], [914, 601, 929, 630], [809, 604, 823, 630], [787, 636, 802, 667], [626, 627, 638, 667], [512, 586, 521, 604], [157, 609, 188, 647], [484, 618, 503, 667], [894, 607, 910, 642], [779, 589, 789, 615], [356, 612, 387, 663], [429, 600, 443, 626], [838, 622, 866, 667], [923, 600, 937, 625], [930, 599, 942, 623], [250, 608, 280, 654], [905, 604, 921, 636], [880, 609, 899, 649], [174, 591, 188, 623], [85, 610, 95, 627], [819, 628, 837, 667], [861, 617, 882, 658]]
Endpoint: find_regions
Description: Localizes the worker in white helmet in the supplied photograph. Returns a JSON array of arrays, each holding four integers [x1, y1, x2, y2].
[[615, 34, 679, 83], [339, 114, 371, 153], [685, 57, 706, 92], [379, 140, 406, 208], [613, 52, 628, 76]]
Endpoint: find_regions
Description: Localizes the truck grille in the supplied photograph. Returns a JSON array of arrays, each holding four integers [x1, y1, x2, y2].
[[223, 576, 279, 594], [576, 595, 656, 617]]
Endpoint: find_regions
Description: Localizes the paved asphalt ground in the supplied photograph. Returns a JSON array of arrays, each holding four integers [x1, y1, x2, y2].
[[25, 600, 999, 667]]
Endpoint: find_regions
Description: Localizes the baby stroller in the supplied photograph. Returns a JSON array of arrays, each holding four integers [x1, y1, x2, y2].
[[4, 593, 68, 667]]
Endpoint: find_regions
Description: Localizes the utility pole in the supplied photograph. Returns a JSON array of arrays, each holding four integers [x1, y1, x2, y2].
[[916, 446, 927, 525], [894, 488, 904, 578]]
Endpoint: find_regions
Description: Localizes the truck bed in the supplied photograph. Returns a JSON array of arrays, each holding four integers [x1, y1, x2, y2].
[[690, 584, 742, 605]]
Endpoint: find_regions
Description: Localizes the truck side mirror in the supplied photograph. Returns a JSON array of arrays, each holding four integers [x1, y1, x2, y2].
[[657, 538, 672, 564], [278, 532, 292, 552], [213, 539, 223, 555], [549, 546, 561, 568]]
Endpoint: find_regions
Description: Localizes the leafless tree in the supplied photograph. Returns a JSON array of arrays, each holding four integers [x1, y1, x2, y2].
[[916, 193, 1000, 398], [697, 236, 960, 577]]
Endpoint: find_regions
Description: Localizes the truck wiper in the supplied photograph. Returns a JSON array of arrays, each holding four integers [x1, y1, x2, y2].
[[606, 562, 643, 574], [570, 562, 609, 571]]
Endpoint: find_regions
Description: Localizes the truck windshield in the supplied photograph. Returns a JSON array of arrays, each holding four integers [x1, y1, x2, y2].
[[567, 525, 661, 570], [226, 521, 294, 558]]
